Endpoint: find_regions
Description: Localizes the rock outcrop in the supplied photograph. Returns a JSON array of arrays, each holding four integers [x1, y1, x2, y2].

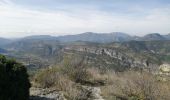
[[30, 88, 66, 100], [160, 64, 170, 73], [82, 86, 104, 100], [64, 45, 157, 70]]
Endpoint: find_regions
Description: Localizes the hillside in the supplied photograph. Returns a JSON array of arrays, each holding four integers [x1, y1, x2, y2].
[[1, 38, 170, 73]]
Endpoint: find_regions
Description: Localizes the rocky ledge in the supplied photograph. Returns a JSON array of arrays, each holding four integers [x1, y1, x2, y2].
[[30, 88, 66, 100], [30, 86, 104, 100]]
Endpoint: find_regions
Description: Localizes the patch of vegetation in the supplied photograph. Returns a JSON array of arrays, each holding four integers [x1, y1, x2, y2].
[[33, 55, 107, 99], [0, 55, 31, 100], [101, 71, 170, 100]]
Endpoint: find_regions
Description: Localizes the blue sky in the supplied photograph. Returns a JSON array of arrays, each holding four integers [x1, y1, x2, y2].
[[0, 0, 170, 37]]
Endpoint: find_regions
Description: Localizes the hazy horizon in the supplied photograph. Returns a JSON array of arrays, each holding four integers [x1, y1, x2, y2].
[[0, 32, 169, 39], [0, 0, 170, 38]]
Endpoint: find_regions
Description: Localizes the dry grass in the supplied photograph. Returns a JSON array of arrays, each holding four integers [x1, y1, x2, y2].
[[32, 66, 108, 100], [101, 70, 170, 100], [32, 66, 81, 100]]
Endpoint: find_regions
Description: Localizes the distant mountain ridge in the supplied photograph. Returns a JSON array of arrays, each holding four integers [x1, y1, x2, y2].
[[163, 33, 170, 40], [22, 35, 57, 41], [0, 38, 12, 46], [56, 32, 132, 43], [31, 32, 170, 43], [0, 32, 170, 44], [141, 33, 166, 41]]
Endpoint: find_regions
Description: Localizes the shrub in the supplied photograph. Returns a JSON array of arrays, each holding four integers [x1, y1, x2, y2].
[[33, 65, 107, 100], [34, 67, 82, 100], [0, 55, 31, 100], [34, 67, 60, 88], [61, 55, 91, 84]]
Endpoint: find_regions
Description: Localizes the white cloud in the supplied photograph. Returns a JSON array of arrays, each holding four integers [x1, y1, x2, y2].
[[0, 0, 170, 38]]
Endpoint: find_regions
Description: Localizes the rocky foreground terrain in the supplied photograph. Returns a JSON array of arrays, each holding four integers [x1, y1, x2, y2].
[[30, 88, 66, 100], [30, 86, 104, 100]]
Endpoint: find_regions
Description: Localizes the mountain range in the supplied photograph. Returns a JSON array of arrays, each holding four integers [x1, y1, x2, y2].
[[1, 32, 170, 72], [0, 32, 170, 44]]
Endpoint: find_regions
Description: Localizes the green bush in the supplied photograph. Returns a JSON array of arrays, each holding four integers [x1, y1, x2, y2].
[[0, 55, 30, 100]]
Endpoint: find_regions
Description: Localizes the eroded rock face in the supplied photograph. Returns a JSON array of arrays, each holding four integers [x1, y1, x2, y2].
[[82, 86, 104, 100], [64, 46, 156, 70], [30, 88, 66, 100]]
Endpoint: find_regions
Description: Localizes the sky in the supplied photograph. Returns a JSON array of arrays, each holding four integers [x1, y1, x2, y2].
[[0, 0, 170, 38]]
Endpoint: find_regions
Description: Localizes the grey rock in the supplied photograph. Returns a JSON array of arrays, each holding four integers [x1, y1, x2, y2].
[[30, 88, 66, 100]]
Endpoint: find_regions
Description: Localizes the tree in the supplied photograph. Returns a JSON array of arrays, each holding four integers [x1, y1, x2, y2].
[[0, 55, 31, 100]]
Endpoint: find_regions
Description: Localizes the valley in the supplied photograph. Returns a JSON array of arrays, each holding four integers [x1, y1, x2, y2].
[[1, 0, 170, 99], [2, 33, 170, 72], [1, 32, 170, 100]]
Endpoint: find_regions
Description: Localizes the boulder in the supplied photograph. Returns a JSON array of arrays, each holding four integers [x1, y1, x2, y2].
[[159, 64, 170, 73]]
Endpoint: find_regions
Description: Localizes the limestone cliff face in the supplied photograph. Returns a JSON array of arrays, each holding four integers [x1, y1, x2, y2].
[[64, 45, 158, 70]]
